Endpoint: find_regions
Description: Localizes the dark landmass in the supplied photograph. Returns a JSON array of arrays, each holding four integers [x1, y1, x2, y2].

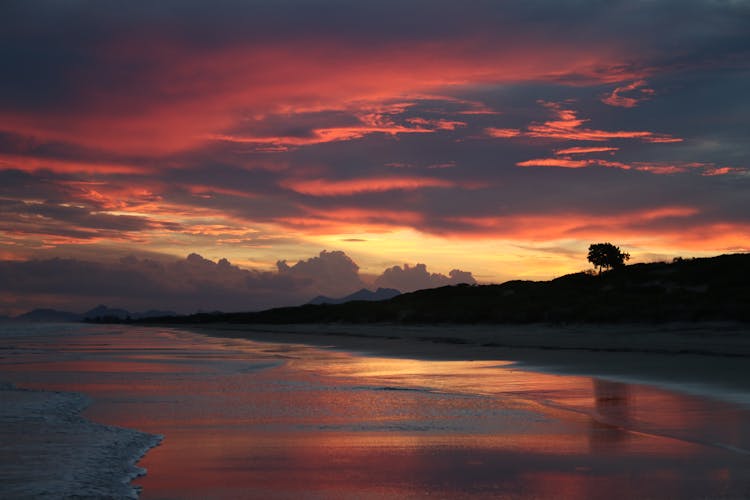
[[308, 287, 401, 305], [15, 308, 84, 323], [142, 253, 750, 325], [7, 305, 176, 323]]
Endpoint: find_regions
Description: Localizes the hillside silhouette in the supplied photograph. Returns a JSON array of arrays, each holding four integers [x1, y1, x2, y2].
[[308, 288, 401, 305], [143, 253, 750, 325]]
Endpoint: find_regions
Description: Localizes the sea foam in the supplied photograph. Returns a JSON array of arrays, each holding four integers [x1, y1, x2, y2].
[[0, 383, 162, 499]]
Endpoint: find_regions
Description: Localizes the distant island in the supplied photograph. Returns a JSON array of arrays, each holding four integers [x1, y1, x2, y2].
[[142, 253, 749, 325], [2, 305, 176, 323]]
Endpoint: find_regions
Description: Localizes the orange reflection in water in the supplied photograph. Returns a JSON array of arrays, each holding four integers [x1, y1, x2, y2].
[[2, 325, 749, 499]]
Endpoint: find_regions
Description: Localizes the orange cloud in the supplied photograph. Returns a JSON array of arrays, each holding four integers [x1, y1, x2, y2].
[[487, 101, 681, 143], [516, 157, 736, 176], [702, 166, 747, 176], [434, 206, 750, 252], [601, 80, 655, 108], [642, 136, 685, 144], [278, 207, 424, 234], [210, 124, 433, 149], [526, 105, 679, 142], [1, 36, 638, 156], [516, 158, 590, 168], [184, 185, 259, 199], [517, 157, 631, 169], [405, 117, 467, 130], [0, 154, 151, 175], [632, 162, 711, 175], [485, 128, 522, 138], [554, 146, 619, 155], [281, 176, 456, 196]]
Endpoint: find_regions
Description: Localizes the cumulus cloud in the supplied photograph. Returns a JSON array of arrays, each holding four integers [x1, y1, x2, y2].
[[276, 250, 363, 297], [374, 263, 476, 292], [0, 254, 300, 315], [0, 250, 475, 315]]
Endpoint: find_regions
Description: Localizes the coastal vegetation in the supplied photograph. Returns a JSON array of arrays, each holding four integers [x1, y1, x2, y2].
[[143, 253, 750, 325], [587, 243, 630, 274]]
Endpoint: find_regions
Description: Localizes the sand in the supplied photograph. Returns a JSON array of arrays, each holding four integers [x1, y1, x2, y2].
[[186, 322, 750, 407]]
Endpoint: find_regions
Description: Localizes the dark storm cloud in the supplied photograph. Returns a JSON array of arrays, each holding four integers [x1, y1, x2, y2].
[[0, 251, 475, 315]]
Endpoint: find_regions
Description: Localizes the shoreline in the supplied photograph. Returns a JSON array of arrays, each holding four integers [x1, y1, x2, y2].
[[0, 382, 162, 499], [181, 322, 750, 407]]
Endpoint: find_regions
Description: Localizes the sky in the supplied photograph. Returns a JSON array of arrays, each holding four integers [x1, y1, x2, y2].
[[1, 0, 749, 315]]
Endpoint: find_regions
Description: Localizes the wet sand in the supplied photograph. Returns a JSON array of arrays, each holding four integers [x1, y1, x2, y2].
[[187, 322, 750, 406], [2, 323, 750, 499]]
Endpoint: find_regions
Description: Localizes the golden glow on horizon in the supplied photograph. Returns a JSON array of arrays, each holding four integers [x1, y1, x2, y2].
[[1, 11, 748, 296]]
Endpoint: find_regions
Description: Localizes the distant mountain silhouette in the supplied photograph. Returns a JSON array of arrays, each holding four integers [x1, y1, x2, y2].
[[142, 253, 750, 325], [15, 309, 83, 322], [308, 288, 401, 305], [11, 305, 176, 323], [83, 305, 132, 321]]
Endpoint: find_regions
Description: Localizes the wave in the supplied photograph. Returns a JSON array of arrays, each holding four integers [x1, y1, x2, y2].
[[0, 383, 162, 499]]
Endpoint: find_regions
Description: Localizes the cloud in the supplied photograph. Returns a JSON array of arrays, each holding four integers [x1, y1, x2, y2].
[[11, 0, 734, 156], [1, 0, 749, 282], [516, 158, 591, 169], [0, 250, 481, 315], [491, 101, 682, 143], [601, 80, 655, 108], [276, 250, 363, 297], [0, 197, 180, 245], [374, 263, 476, 292], [281, 176, 457, 196], [485, 128, 522, 138], [0, 254, 297, 315], [554, 146, 619, 155]]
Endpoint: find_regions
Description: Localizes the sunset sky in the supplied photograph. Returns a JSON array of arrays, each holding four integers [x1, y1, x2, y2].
[[1, 1, 749, 314]]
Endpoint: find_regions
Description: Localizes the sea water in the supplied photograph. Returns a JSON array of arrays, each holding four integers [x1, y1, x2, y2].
[[1, 323, 749, 499]]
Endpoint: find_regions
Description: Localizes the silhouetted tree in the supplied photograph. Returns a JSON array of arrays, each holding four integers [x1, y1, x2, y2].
[[587, 243, 630, 274]]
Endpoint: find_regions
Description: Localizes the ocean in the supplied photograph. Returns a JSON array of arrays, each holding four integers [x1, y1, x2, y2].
[[1, 323, 749, 499]]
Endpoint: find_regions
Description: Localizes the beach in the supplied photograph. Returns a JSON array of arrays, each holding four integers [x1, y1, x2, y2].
[[1, 322, 749, 499], [188, 322, 750, 407]]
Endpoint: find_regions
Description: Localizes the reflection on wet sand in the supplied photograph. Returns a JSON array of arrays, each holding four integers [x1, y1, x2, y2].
[[589, 379, 632, 452], [1, 324, 749, 499]]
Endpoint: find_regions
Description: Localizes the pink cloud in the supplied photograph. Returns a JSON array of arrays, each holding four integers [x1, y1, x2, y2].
[[487, 101, 681, 143], [0, 154, 152, 175], [516, 158, 590, 168], [525, 102, 680, 142], [632, 161, 711, 175], [517, 157, 631, 169], [554, 146, 619, 155], [702, 166, 747, 176], [1, 33, 641, 157], [438, 206, 720, 243], [601, 80, 655, 108], [485, 127, 522, 138], [281, 176, 456, 196], [516, 157, 737, 176], [208, 102, 469, 150]]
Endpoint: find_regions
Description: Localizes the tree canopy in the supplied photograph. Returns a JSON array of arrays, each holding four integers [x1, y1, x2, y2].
[[587, 243, 630, 274]]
